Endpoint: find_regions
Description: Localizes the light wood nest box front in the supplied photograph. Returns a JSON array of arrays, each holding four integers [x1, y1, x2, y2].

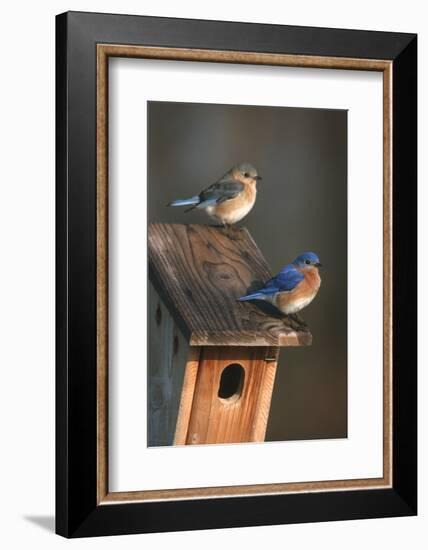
[[148, 223, 311, 446]]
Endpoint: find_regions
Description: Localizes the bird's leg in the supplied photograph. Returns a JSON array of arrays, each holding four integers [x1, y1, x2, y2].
[[226, 224, 234, 237], [287, 312, 308, 330]]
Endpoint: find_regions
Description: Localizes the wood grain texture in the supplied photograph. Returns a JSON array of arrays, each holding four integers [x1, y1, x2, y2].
[[383, 63, 393, 486], [148, 223, 312, 347], [251, 348, 279, 441], [184, 347, 279, 445], [173, 350, 201, 445], [99, 44, 391, 71], [148, 281, 192, 446]]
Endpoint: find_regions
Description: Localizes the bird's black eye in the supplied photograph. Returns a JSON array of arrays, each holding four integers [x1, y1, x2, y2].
[[244, 172, 249, 178], [305, 259, 311, 265]]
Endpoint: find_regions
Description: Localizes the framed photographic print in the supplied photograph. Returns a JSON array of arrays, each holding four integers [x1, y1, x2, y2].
[[56, 11, 417, 537]]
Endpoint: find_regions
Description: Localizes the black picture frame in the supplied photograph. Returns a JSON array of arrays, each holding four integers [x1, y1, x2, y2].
[[56, 11, 417, 538]]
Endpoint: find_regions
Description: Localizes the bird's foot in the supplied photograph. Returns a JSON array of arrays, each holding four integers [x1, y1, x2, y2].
[[222, 223, 231, 236], [286, 313, 308, 330]]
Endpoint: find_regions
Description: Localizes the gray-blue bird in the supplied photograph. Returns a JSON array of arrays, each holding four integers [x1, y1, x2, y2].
[[168, 162, 262, 226]]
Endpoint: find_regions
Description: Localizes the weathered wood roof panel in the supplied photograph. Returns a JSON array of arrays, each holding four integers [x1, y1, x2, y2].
[[148, 223, 311, 346]]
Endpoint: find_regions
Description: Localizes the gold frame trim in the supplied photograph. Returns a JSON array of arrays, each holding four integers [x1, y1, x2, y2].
[[96, 44, 393, 504]]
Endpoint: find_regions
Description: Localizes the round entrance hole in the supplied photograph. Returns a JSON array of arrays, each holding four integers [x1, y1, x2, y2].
[[218, 363, 245, 401]]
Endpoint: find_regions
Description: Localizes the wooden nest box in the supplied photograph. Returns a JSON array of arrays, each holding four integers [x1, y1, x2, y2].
[[148, 223, 312, 446]]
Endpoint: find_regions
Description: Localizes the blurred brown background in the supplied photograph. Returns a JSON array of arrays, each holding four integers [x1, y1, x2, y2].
[[148, 101, 347, 441]]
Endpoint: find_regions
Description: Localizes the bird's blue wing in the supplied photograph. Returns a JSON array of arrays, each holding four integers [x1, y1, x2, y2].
[[170, 176, 244, 212], [239, 265, 303, 302], [200, 177, 244, 203], [265, 265, 304, 293]]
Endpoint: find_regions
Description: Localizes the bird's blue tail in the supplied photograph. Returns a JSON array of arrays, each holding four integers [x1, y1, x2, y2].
[[238, 292, 265, 302], [168, 196, 200, 207]]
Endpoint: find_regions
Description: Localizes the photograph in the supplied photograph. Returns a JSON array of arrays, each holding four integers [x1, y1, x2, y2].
[[147, 100, 348, 447]]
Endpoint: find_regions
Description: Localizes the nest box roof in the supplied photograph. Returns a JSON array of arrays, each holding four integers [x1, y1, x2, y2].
[[148, 223, 312, 346]]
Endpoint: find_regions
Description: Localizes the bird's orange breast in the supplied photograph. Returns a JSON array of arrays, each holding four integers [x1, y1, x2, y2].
[[300, 267, 321, 293], [275, 267, 321, 314], [212, 183, 257, 224]]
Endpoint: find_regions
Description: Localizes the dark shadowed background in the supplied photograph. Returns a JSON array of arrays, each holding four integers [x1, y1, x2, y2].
[[148, 101, 347, 441]]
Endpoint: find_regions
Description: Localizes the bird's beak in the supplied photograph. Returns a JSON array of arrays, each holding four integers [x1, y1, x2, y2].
[[315, 262, 322, 267], [255, 175, 263, 180]]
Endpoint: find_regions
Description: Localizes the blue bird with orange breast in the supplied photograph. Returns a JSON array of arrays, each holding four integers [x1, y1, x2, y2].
[[168, 162, 262, 226], [239, 252, 322, 315]]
